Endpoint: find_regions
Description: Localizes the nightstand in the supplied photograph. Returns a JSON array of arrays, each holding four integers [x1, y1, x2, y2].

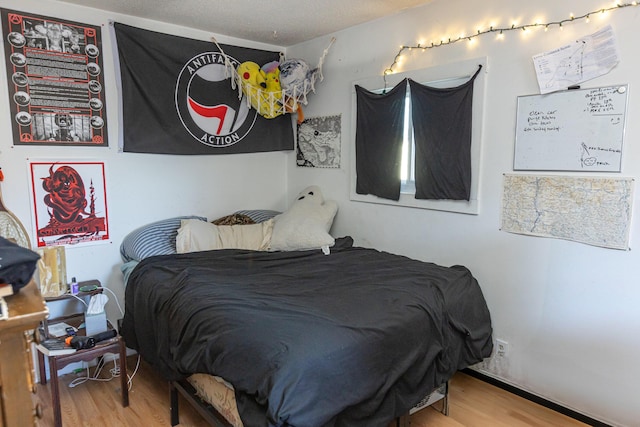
[[38, 326, 128, 427], [35, 282, 129, 427]]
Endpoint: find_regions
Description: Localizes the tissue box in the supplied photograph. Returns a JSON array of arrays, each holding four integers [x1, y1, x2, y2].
[[85, 311, 107, 336]]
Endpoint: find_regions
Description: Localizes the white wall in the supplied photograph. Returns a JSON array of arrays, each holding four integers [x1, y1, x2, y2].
[[0, 0, 291, 324], [287, 0, 640, 426], [4, 0, 639, 424]]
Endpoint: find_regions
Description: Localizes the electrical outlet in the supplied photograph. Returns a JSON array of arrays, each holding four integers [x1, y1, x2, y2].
[[496, 339, 509, 357]]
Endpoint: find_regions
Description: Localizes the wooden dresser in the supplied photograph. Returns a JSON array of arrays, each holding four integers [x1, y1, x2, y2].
[[0, 280, 48, 427]]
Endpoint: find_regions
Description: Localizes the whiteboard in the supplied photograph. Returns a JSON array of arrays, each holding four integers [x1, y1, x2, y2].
[[513, 85, 628, 171]]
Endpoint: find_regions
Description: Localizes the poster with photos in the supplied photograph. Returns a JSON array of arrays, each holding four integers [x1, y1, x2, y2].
[[296, 114, 341, 168], [29, 160, 110, 247], [1, 9, 108, 146]]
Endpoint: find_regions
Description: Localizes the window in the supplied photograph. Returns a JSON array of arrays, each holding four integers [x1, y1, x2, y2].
[[400, 86, 416, 194], [351, 57, 487, 214]]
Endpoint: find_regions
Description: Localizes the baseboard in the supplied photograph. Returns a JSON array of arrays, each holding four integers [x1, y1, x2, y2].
[[461, 368, 611, 427]]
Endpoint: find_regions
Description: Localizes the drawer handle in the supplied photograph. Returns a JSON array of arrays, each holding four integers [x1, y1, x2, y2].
[[34, 402, 43, 418]]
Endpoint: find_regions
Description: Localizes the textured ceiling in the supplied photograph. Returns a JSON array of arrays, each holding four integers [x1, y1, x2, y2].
[[57, 0, 435, 46]]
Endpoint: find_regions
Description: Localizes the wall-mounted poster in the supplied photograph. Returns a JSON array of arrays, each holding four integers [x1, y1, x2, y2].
[[296, 114, 341, 168], [29, 161, 109, 247], [1, 9, 108, 146]]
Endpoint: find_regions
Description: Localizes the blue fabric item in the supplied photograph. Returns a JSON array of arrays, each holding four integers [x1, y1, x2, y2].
[[119, 216, 206, 262], [120, 260, 139, 287]]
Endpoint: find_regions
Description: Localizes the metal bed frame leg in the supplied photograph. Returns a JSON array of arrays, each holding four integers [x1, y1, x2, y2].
[[170, 381, 179, 426], [396, 413, 411, 427], [438, 381, 450, 416]]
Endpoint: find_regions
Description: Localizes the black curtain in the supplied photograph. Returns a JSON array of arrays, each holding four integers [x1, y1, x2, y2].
[[409, 65, 482, 200], [355, 80, 407, 201]]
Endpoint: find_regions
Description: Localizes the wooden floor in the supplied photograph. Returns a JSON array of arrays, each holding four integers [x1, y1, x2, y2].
[[34, 355, 589, 426]]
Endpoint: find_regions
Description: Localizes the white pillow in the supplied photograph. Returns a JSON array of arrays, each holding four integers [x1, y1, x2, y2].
[[176, 218, 274, 253], [270, 186, 338, 252]]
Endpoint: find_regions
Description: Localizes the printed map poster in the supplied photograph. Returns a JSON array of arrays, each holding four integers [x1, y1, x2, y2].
[[296, 115, 341, 168], [501, 174, 633, 250], [29, 161, 110, 247], [1, 9, 108, 146]]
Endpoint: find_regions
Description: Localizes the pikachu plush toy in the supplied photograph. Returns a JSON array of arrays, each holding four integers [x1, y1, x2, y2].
[[237, 61, 283, 119]]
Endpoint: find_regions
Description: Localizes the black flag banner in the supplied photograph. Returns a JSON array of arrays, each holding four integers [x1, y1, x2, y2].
[[113, 22, 294, 155]]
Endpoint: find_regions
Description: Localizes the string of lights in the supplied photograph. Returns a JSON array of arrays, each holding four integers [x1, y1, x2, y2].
[[383, 2, 639, 78]]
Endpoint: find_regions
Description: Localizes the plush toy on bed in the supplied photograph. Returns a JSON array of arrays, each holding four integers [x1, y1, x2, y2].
[[270, 185, 338, 253]]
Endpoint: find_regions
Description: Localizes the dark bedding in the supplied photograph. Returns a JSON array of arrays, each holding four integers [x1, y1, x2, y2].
[[121, 237, 492, 427]]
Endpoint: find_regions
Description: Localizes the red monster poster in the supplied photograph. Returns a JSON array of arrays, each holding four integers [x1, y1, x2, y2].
[[29, 161, 109, 247]]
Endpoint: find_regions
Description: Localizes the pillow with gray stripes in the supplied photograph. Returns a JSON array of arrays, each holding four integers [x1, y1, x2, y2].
[[119, 216, 206, 262], [120, 210, 280, 262]]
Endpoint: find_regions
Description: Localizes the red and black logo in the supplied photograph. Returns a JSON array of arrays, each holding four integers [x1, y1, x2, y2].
[[175, 52, 256, 147]]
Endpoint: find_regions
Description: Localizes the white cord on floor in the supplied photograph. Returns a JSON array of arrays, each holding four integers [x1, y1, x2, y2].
[[68, 357, 117, 388], [66, 353, 141, 392], [127, 354, 141, 391]]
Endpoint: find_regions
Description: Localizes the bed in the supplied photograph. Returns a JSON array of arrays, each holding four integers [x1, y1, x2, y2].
[[119, 209, 493, 427]]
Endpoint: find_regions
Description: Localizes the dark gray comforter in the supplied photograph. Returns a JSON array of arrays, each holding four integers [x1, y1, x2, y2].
[[121, 237, 492, 427]]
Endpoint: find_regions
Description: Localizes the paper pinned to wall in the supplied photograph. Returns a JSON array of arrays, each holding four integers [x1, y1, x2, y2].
[[501, 174, 634, 250], [532, 25, 620, 94]]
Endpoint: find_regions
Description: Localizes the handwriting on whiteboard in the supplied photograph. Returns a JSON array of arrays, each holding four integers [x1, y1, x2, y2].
[[514, 85, 627, 172]]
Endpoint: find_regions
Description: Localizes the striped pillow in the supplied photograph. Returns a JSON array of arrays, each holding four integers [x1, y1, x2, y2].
[[234, 210, 280, 223], [120, 215, 206, 262]]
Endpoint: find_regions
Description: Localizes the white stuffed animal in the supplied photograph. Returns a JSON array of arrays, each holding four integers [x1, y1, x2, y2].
[[270, 186, 338, 252]]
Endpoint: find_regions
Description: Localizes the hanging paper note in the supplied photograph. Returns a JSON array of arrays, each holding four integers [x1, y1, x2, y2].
[[532, 25, 620, 94]]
